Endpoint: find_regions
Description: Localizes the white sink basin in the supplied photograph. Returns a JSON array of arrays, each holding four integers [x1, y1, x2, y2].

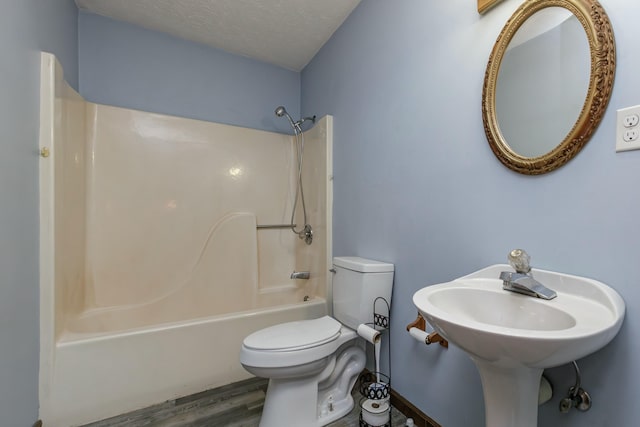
[[413, 264, 624, 368], [413, 264, 625, 426]]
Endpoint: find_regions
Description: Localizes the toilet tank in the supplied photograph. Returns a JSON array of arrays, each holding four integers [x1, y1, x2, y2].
[[332, 257, 394, 330]]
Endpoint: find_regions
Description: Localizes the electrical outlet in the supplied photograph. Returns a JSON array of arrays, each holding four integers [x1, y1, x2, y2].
[[624, 114, 639, 128], [624, 129, 639, 142], [616, 105, 640, 152]]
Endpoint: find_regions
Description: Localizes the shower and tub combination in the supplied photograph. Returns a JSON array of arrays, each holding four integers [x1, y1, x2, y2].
[[38, 53, 333, 426]]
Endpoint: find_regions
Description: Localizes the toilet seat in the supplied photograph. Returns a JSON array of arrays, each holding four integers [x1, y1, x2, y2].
[[240, 317, 358, 369], [243, 316, 341, 352]]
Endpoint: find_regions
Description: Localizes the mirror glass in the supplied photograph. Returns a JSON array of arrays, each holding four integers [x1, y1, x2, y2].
[[495, 8, 590, 158], [482, 0, 615, 175]]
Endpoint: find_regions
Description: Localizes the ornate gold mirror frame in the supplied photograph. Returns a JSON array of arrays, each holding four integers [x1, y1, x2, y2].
[[482, 0, 615, 175], [478, 0, 506, 14]]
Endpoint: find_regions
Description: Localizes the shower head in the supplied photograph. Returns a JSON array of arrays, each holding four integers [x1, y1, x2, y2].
[[274, 106, 288, 117], [275, 105, 297, 131]]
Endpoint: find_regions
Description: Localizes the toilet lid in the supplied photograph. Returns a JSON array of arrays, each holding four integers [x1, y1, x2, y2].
[[243, 316, 341, 351]]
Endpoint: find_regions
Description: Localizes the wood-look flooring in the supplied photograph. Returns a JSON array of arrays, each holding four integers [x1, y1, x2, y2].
[[82, 377, 408, 427]]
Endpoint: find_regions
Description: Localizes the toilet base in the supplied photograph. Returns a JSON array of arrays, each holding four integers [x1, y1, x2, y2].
[[258, 344, 365, 427]]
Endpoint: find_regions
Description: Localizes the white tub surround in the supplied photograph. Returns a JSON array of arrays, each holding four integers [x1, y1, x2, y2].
[[38, 53, 333, 426]]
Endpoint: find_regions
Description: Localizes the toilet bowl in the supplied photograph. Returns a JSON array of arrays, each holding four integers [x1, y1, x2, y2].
[[240, 316, 365, 427], [240, 257, 394, 427]]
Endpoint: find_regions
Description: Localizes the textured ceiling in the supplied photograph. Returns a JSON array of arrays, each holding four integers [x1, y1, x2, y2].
[[75, 0, 361, 71]]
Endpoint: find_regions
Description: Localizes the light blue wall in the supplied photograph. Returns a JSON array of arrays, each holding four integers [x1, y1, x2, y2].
[[0, 1, 78, 425], [78, 11, 300, 133], [302, 0, 640, 425]]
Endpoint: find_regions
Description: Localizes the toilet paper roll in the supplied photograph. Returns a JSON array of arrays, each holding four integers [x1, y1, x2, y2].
[[357, 324, 381, 344], [409, 327, 429, 344], [361, 398, 390, 426]]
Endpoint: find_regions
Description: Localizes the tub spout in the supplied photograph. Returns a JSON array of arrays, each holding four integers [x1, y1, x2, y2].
[[290, 271, 310, 280]]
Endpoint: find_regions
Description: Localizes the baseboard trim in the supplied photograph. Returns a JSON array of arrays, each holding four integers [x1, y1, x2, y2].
[[390, 387, 441, 427]]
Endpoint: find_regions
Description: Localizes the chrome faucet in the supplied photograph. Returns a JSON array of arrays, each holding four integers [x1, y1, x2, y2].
[[290, 271, 310, 280], [500, 249, 557, 300]]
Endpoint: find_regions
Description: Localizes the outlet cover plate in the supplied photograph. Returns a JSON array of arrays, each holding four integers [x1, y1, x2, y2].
[[616, 105, 640, 152]]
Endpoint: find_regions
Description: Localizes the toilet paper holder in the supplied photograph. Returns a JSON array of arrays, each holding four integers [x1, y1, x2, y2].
[[406, 313, 448, 348]]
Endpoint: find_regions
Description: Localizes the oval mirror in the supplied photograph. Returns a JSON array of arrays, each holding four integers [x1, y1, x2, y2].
[[482, 0, 615, 175]]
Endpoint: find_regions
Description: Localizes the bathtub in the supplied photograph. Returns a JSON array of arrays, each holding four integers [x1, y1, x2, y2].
[[38, 53, 334, 426], [44, 300, 327, 426]]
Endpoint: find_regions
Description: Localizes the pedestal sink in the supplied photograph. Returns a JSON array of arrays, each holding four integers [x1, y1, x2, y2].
[[413, 264, 625, 427]]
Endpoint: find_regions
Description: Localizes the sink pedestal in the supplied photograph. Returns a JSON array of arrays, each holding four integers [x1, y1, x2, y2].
[[474, 359, 543, 427]]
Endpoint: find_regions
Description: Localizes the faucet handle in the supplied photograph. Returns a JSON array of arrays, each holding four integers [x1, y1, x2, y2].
[[508, 249, 531, 274]]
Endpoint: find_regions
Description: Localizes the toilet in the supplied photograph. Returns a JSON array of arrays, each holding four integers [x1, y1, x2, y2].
[[240, 257, 394, 427]]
